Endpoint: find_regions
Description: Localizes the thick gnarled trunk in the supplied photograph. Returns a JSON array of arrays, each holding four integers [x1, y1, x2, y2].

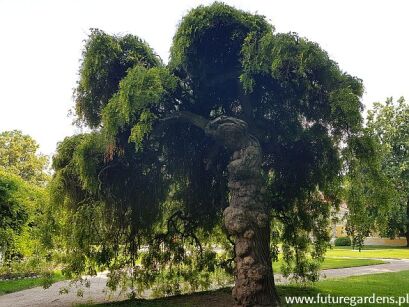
[[160, 113, 280, 306], [205, 117, 280, 306]]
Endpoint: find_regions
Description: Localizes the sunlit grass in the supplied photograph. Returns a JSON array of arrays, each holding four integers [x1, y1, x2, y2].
[[0, 271, 64, 295], [272, 257, 384, 273], [327, 246, 409, 259]]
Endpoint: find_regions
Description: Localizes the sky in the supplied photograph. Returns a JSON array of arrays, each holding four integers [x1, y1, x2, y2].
[[0, 0, 408, 155]]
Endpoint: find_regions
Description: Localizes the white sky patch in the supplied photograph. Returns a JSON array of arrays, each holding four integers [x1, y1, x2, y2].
[[0, 0, 408, 155]]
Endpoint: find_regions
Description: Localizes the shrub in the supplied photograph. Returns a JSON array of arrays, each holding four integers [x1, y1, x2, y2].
[[334, 236, 352, 246]]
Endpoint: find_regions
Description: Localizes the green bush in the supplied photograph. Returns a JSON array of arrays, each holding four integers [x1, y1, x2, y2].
[[334, 237, 352, 246], [0, 256, 55, 280]]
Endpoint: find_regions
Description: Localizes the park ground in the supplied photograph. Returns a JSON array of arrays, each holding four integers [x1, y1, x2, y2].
[[1, 246, 409, 306], [88, 270, 409, 307]]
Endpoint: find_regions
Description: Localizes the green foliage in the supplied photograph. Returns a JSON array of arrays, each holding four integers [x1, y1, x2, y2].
[[51, 134, 90, 209], [75, 29, 162, 128], [52, 134, 232, 293], [102, 66, 177, 148], [169, 2, 271, 116], [0, 132, 60, 288], [0, 171, 29, 250], [278, 191, 332, 282], [367, 97, 409, 189], [345, 97, 409, 247], [344, 132, 393, 248], [0, 130, 49, 185], [334, 237, 352, 246], [241, 32, 363, 135], [0, 170, 49, 261], [74, 133, 107, 193], [368, 98, 409, 239]]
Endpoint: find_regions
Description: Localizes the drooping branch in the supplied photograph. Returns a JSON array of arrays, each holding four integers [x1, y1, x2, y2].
[[155, 107, 268, 149], [159, 111, 209, 130], [166, 210, 203, 255]]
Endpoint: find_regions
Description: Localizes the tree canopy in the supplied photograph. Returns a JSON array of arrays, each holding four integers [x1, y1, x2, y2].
[[0, 169, 49, 261], [0, 130, 49, 186], [346, 97, 409, 247], [52, 3, 365, 305]]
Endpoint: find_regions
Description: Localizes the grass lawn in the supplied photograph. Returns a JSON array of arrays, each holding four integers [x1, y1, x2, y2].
[[0, 271, 65, 295], [87, 270, 409, 306], [327, 245, 409, 259], [273, 257, 384, 273]]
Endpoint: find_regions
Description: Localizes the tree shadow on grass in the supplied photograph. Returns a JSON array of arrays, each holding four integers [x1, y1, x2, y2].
[[88, 287, 232, 307], [87, 285, 322, 307]]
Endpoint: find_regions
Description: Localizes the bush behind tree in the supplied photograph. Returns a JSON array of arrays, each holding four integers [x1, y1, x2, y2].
[[334, 237, 352, 246]]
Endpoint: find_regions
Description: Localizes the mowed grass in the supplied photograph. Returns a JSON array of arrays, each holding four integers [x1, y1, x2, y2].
[[0, 257, 384, 297], [283, 269, 409, 306], [88, 270, 409, 306], [273, 257, 384, 273], [319, 257, 384, 269], [327, 246, 409, 259], [0, 271, 64, 295]]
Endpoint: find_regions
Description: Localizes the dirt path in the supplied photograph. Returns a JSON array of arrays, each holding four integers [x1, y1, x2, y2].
[[2, 259, 409, 307]]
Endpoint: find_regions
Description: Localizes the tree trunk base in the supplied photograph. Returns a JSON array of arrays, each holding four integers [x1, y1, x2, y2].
[[205, 117, 281, 306]]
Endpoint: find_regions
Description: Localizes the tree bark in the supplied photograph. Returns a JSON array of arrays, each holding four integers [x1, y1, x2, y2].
[[205, 117, 280, 307]]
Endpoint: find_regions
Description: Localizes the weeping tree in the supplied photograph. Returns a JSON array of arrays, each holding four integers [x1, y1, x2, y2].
[[52, 3, 364, 306]]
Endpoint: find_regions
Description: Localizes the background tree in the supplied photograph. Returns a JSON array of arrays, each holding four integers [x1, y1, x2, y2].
[[0, 170, 28, 261], [0, 131, 54, 274], [343, 130, 394, 248], [0, 170, 49, 262], [0, 130, 49, 186], [52, 3, 364, 306], [350, 97, 409, 246]]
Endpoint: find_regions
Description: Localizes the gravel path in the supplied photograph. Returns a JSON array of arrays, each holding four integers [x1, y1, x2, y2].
[[320, 258, 409, 279], [2, 259, 409, 307], [0, 272, 129, 307]]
